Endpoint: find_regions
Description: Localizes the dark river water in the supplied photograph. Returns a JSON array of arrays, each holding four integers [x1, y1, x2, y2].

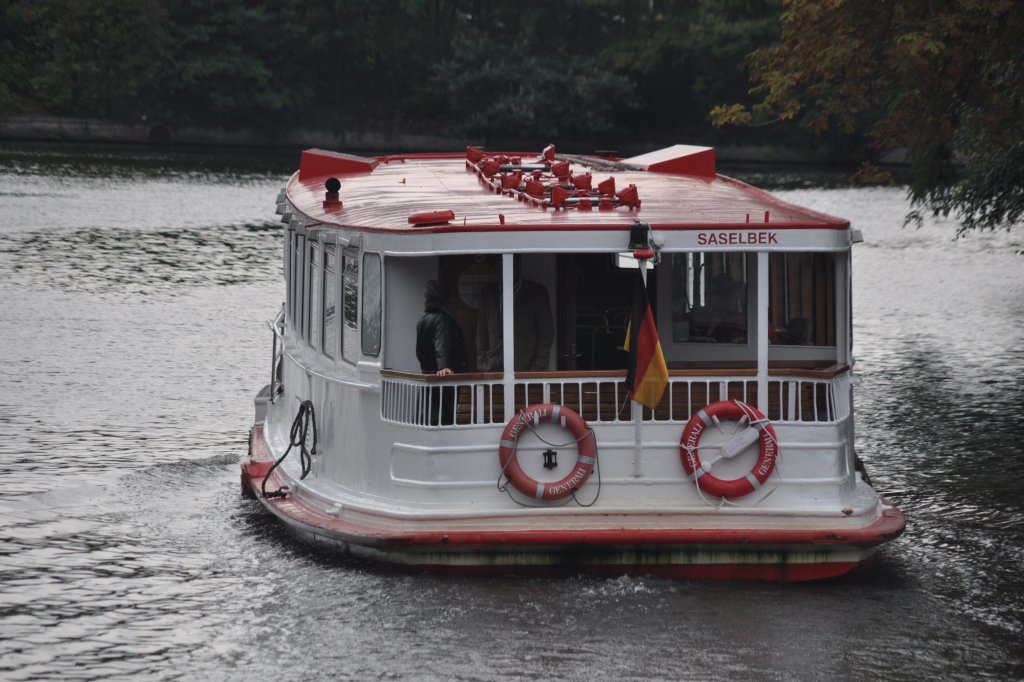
[[1, 142, 1022, 681]]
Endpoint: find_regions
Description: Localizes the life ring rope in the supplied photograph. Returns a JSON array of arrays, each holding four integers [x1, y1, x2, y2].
[[679, 404, 779, 471], [497, 404, 600, 506], [679, 400, 779, 502]]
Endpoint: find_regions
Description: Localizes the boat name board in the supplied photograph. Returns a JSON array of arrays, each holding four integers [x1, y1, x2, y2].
[[697, 231, 778, 246]]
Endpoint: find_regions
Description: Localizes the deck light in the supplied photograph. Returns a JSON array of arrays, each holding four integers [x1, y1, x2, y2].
[[551, 160, 570, 178], [550, 185, 570, 209], [572, 173, 593, 191], [466, 146, 485, 164], [617, 184, 640, 209], [628, 221, 650, 250], [629, 221, 657, 260]]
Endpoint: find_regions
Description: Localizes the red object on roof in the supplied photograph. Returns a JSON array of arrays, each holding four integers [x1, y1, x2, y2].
[[299, 149, 378, 180], [621, 144, 716, 177], [408, 210, 455, 226]]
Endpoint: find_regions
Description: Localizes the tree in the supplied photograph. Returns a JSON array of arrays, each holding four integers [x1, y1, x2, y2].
[[601, 0, 780, 137], [166, 0, 294, 125], [431, 2, 638, 144], [711, 0, 1024, 234], [13, 0, 174, 119]]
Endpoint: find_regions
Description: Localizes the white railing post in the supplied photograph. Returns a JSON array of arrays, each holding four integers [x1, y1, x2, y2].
[[502, 253, 515, 423], [757, 252, 769, 413]]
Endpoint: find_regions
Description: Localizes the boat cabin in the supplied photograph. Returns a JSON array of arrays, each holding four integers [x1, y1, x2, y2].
[[243, 144, 904, 581], [272, 145, 853, 432]]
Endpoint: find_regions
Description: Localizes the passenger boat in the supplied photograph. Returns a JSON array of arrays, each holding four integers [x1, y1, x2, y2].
[[241, 143, 905, 581]]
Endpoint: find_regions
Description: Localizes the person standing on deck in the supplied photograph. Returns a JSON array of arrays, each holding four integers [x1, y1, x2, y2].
[[416, 280, 468, 425], [476, 254, 554, 371], [416, 279, 468, 376]]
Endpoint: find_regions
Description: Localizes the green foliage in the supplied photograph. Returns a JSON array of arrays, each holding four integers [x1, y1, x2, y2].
[[0, 2, 32, 114], [599, 0, 780, 135], [167, 0, 297, 124], [0, 0, 785, 141], [434, 37, 634, 141], [16, 0, 174, 119], [712, 0, 1024, 232]]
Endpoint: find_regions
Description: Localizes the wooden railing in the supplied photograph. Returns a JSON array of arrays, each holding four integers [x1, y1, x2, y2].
[[380, 366, 849, 427]]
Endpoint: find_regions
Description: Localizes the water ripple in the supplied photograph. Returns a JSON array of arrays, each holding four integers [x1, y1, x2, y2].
[[0, 148, 1022, 681]]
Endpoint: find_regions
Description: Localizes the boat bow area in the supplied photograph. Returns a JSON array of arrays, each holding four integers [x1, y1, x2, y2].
[[243, 144, 904, 581]]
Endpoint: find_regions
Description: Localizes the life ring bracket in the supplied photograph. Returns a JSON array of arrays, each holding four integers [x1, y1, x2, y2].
[[498, 403, 597, 502], [679, 400, 778, 499]]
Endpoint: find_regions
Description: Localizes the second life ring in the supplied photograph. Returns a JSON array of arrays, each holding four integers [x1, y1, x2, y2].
[[498, 404, 596, 501], [679, 400, 778, 499]]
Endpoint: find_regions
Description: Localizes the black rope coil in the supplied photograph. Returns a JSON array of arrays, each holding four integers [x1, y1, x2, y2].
[[262, 399, 318, 499]]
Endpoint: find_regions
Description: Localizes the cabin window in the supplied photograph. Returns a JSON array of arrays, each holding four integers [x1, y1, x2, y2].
[[361, 253, 382, 356], [285, 228, 295, 324], [322, 244, 337, 358], [307, 242, 320, 345], [670, 252, 749, 343], [342, 247, 359, 363], [295, 233, 307, 339], [769, 253, 836, 345]]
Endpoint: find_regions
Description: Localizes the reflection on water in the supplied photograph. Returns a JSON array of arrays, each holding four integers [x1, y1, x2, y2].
[[1, 143, 1022, 680], [3, 223, 281, 294]]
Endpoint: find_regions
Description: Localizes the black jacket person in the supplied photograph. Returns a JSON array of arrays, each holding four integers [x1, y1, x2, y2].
[[415, 280, 468, 424]]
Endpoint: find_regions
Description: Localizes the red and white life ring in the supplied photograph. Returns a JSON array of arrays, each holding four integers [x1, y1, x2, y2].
[[498, 404, 596, 500], [679, 400, 778, 499]]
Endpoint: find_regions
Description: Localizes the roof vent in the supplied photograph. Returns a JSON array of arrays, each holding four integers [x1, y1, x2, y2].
[[323, 177, 342, 209]]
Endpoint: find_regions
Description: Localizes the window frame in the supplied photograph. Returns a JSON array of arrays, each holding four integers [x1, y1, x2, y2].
[[322, 242, 338, 359], [360, 252, 382, 357], [341, 246, 360, 364]]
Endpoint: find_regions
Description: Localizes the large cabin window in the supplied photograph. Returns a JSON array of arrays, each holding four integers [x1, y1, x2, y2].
[[307, 243, 320, 346], [361, 253, 382, 356], [670, 252, 749, 344], [769, 252, 835, 346], [322, 244, 337, 358], [294, 233, 307, 339], [342, 247, 359, 363], [285, 228, 295, 325]]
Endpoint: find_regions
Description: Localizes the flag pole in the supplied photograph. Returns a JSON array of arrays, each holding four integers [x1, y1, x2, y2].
[[632, 258, 648, 478]]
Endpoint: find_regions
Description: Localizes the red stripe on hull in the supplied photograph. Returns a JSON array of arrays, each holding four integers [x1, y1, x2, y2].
[[413, 560, 864, 582]]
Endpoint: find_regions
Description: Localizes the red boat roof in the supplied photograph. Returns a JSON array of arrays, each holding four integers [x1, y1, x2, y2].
[[285, 146, 849, 233]]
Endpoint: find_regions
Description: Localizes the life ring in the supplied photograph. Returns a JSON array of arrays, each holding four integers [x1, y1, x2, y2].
[[679, 400, 778, 498], [498, 404, 596, 500]]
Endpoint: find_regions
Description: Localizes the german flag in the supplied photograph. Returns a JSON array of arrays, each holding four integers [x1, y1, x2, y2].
[[624, 267, 668, 409]]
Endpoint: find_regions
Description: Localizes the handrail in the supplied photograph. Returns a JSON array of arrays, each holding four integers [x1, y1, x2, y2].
[[768, 364, 849, 379], [381, 369, 503, 382], [284, 351, 377, 390], [381, 364, 849, 382], [380, 368, 845, 427]]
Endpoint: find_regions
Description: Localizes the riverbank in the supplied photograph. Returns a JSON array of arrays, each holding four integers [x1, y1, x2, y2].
[[0, 115, 846, 164]]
